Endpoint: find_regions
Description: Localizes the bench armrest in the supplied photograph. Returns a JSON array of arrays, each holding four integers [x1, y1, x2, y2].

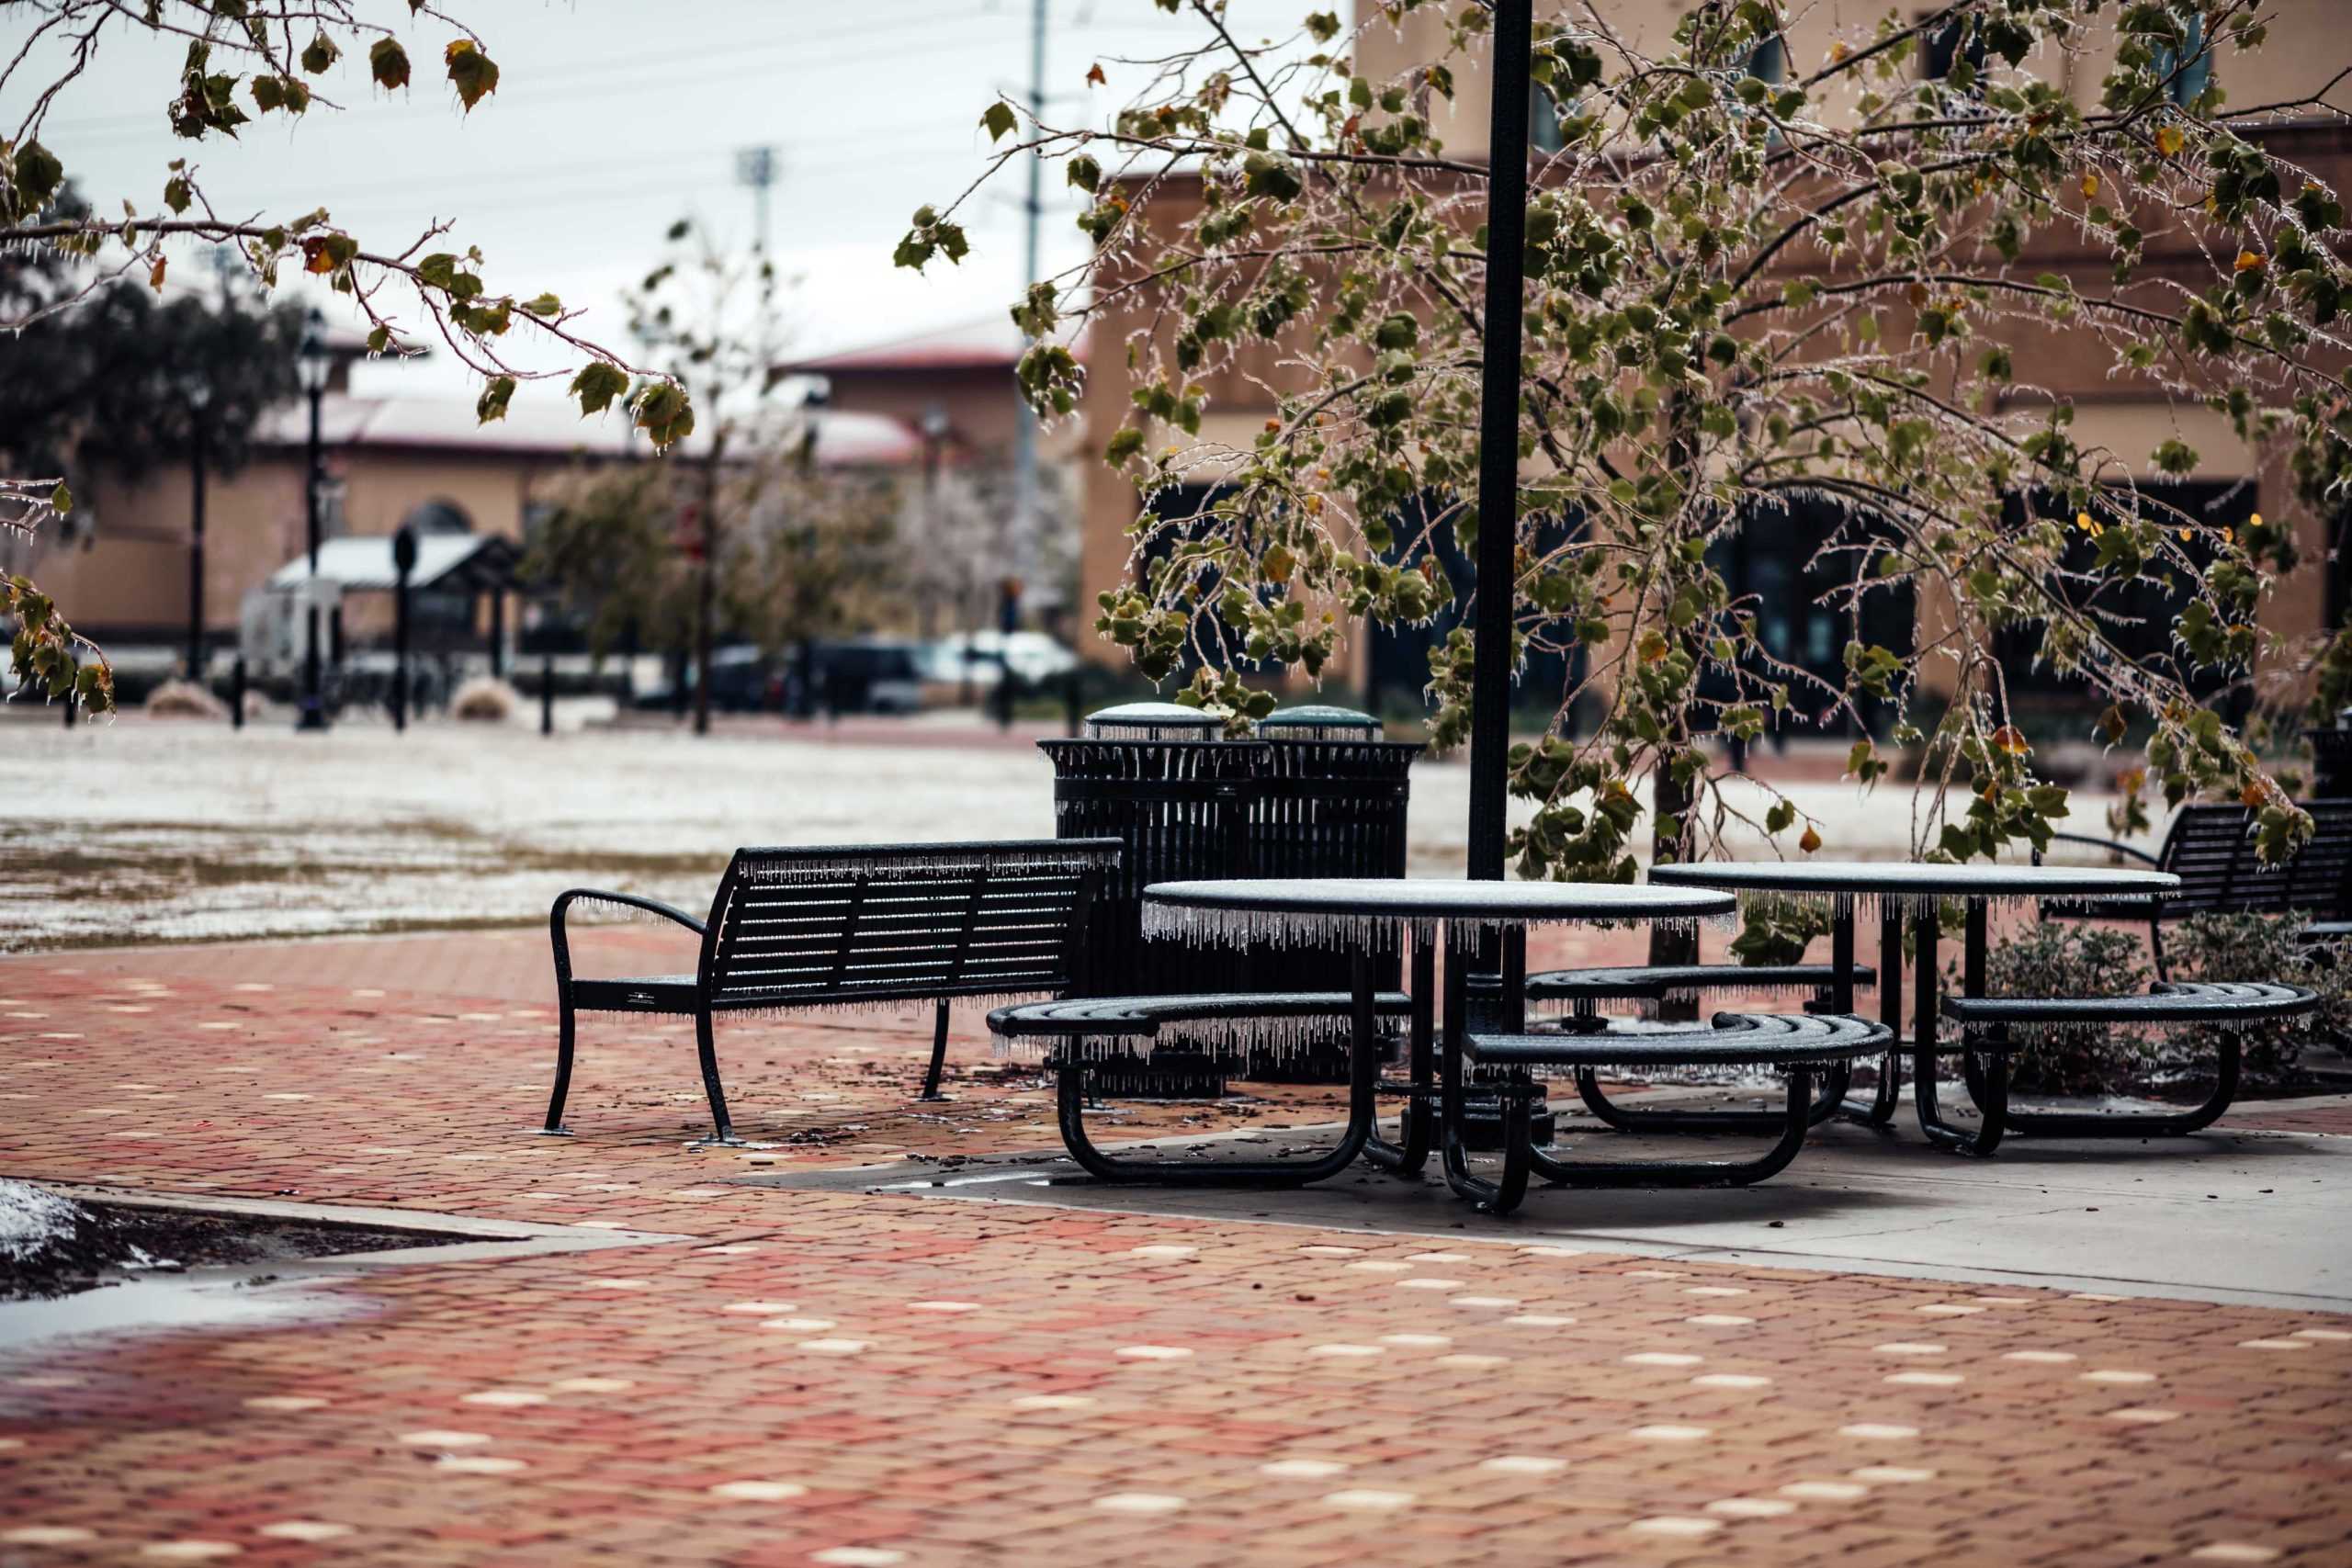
[[549, 888, 707, 985], [2040, 831, 2162, 869]]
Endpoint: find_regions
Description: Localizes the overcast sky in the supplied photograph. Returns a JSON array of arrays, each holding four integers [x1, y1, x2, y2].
[[17, 0, 1308, 400]]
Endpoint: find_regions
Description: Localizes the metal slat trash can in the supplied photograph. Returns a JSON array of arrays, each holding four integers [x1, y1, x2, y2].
[[1041, 704, 1261, 1096], [1247, 705, 1423, 1080]]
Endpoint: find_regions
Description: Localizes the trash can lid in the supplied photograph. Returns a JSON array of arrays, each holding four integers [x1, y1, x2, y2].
[[1085, 701, 1226, 739], [1259, 704, 1381, 737]]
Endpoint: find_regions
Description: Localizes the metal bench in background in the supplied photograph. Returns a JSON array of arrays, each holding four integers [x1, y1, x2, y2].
[[545, 838, 1121, 1143], [2041, 800, 2352, 977]]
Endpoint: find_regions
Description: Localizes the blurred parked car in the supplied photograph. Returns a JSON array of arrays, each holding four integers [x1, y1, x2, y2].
[[813, 639, 923, 715], [629, 646, 786, 713], [918, 631, 1079, 688]]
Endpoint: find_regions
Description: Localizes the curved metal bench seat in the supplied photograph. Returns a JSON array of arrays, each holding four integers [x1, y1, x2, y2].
[[989, 987, 1420, 1189], [1526, 963, 1875, 1005], [989, 990, 1411, 1042], [1469, 1010, 1893, 1070], [1450, 1013, 1893, 1211], [1938, 981, 2317, 1144], [1941, 980, 2317, 1029], [1524, 971, 1881, 1136]]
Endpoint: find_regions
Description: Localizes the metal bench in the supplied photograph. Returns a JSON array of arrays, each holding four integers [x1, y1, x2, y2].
[[2042, 801, 2352, 977], [1939, 979, 2317, 1149], [1526, 962, 1879, 1133], [988, 987, 1419, 1184], [546, 839, 1121, 1143], [1451, 1011, 1894, 1214]]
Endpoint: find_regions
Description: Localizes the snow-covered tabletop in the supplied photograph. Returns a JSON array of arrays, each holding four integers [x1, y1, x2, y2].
[[1647, 859, 2178, 915], [1141, 877, 1736, 950]]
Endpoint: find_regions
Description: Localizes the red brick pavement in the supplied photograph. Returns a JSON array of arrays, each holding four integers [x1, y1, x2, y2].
[[2, 931, 2348, 1565]]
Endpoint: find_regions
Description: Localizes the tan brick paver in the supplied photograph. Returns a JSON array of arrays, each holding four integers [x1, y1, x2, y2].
[[2, 932, 2347, 1565]]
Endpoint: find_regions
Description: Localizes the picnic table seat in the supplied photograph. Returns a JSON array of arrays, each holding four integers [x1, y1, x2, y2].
[[988, 988, 1417, 1186], [545, 839, 1120, 1144], [1525, 962, 1881, 1134], [1449, 1011, 1894, 1214], [1939, 979, 2316, 1145]]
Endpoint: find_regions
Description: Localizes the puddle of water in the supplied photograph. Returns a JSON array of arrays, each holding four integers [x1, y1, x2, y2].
[[0, 1267, 368, 1354]]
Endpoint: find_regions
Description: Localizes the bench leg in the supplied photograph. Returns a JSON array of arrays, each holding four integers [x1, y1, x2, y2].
[[1365, 940, 1435, 1177], [1981, 1035, 2240, 1137], [920, 998, 952, 1100], [1437, 940, 1533, 1214], [687, 1004, 742, 1146], [1841, 908, 1906, 1126], [1531, 1069, 1814, 1188], [539, 994, 578, 1135], [1917, 1039, 2008, 1156], [1053, 1019, 1378, 1187], [1574, 1061, 1849, 1133]]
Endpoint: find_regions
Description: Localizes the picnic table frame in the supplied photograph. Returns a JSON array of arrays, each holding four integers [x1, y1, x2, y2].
[[1646, 861, 2182, 1154]]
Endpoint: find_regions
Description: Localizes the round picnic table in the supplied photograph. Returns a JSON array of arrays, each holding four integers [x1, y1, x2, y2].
[[1142, 877, 1737, 1203], [1645, 860, 2180, 1153]]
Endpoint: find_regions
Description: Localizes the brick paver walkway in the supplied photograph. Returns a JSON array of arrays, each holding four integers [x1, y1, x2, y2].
[[4, 931, 2348, 1565]]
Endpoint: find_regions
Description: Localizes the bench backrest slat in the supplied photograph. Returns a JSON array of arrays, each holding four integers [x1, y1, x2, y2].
[[698, 840, 1118, 1010], [2153, 801, 2352, 919]]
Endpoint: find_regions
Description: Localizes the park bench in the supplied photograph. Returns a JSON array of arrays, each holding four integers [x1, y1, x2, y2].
[[1452, 1010, 1894, 1214], [545, 838, 1122, 1143], [988, 988, 1419, 1184], [1939, 979, 2316, 1149], [1525, 962, 1879, 1133], [2041, 800, 2352, 977]]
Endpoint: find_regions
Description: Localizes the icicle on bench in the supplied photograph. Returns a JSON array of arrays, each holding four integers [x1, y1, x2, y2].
[[1453, 1011, 1895, 1214], [988, 987, 1420, 1185], [544, 839, 1122, 1144], [1938, 980, 2317, 1150], [1524, 962, 1879, 1134]]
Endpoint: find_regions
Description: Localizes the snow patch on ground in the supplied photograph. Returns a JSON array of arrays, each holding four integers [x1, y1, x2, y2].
[[0, 1179, 83, 1263]]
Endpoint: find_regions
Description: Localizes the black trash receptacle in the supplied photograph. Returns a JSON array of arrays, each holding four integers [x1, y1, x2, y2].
[[1041, 704, 1262, 1096], [1244, 705, 1422, 1079]]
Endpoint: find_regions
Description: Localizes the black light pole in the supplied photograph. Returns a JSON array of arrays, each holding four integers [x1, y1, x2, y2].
[[390, 524, 416, 732], [296, 310, 333, 732], [1466, 0, 1534, 884], [185, 382, 211, 684]]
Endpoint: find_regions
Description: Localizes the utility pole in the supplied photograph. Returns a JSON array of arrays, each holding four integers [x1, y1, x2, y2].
[[736, 146, 777, 256], [1008, 0, 1046, 636]]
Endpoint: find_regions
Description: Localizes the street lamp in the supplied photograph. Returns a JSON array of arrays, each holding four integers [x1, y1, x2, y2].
[[919, 405, 949, 644], [296, 308, 332, 732], [184, 378, 212, 684]]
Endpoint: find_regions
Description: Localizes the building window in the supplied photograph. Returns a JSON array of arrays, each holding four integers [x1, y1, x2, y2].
[[2153, 13, 2211, 107], [1531, 82, 1565, 153], [1747, 34, 1787, 85], [1920, 15, 1986, 82]]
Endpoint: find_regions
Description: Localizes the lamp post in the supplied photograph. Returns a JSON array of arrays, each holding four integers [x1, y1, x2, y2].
[[184, 379, 212, 684], [919, 405, 949, 644], [390, 524, 416, 733], [295, 309, 333, 732]]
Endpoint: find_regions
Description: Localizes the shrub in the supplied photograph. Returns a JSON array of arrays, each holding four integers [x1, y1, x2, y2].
[[1727, 893, 1829, 967], [142, 678, 225, 719], [2165, 912, 2350, 1082], [1970, 922, 2152, 1094], [449, 675, 520, 723]]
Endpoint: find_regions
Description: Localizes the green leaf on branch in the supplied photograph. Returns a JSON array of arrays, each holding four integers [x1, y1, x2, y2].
[[629, 379, 695, 449], [300, 30, 341, 73], [444, 39, 500, 109], [981, 101, 1019, 142], [475, 375, 515, 424], [570, 361, 630, 417], [369, 38, 412, 91]]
